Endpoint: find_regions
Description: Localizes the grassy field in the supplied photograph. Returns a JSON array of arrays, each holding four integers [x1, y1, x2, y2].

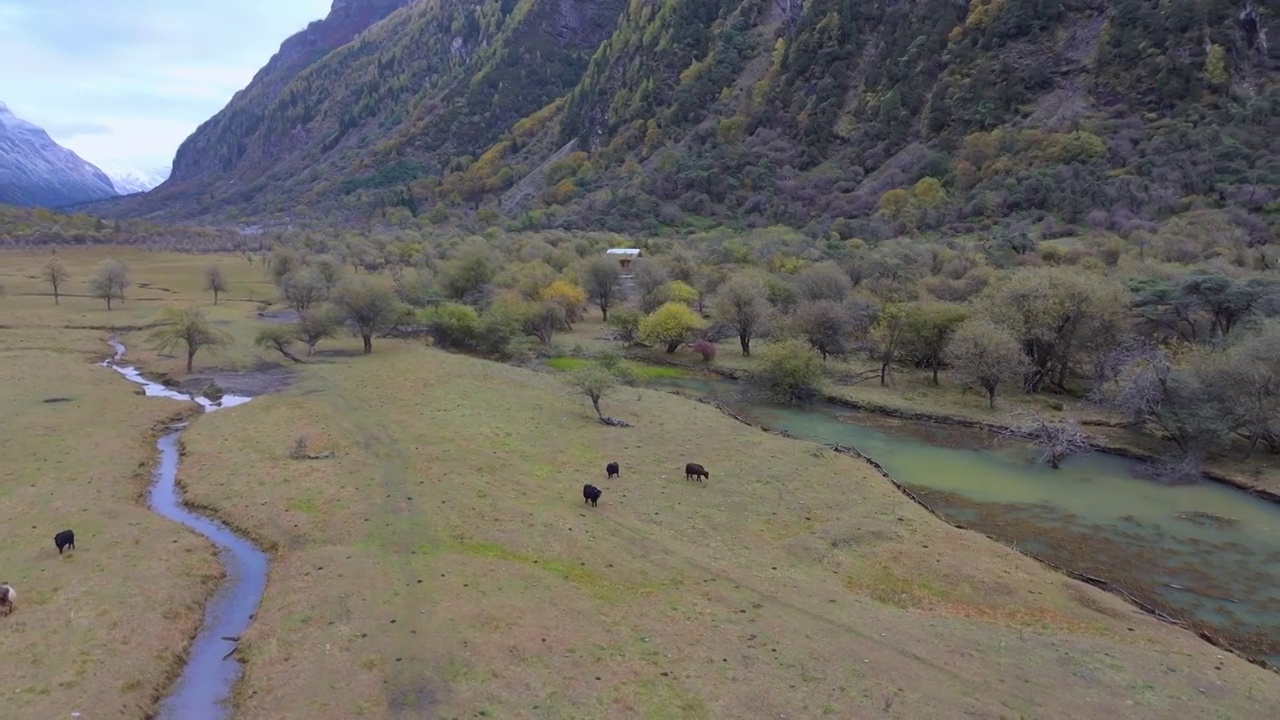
[[3, 247, 1280, 719], [551, 315, 1280, 495], [0, 247, 268, 718]]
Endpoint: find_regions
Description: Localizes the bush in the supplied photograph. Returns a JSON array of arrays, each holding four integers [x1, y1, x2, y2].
[[690, 339, 716, 362], [420, 302, 480, 350], [476, 301, 528, 357], [639, 302, 706, 353], [608, 308, 644, 343], [755, 340, 823, 403]]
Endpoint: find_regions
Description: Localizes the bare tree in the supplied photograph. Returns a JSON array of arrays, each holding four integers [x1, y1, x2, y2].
[[255, 325, 303, 363], [89, 259, 131, 310], [945, 318, 1028, 409], [565, 364, 617, 422], [1000, 412, 1091, 469], [296, 306, 342, 356], [204, 264, 228, 304], [711, 271, 771, 355], [794, 261, 853, 304], [42, 257, 69, 305], [581, 257, 623, 321], [332, 278, 402, 354], [280, 270, 328, 315], [631, 258, 670, 313], [1090, 342, 1233, 455], [523, 301, 564, 344], [148, 305, 232, 372], [794, 300, 851, 361]]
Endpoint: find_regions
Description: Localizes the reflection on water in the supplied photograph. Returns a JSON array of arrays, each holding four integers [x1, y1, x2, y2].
[[650, 376, 1280, 665]]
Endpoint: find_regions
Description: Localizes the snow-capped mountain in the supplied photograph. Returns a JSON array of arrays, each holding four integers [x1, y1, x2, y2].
[[106, 166, 171, 195], [0, 100, 120, 207]]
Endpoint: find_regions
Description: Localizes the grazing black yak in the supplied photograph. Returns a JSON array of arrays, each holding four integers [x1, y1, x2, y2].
[[606, 462, 620, 479], [583, 484, 603, 507], [685, 463, 709, 482], [54, 529, 75, 555]]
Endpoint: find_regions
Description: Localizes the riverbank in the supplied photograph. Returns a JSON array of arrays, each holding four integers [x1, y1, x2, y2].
[[99, 339, 269, 720], [617, 352, 1280, 503], [669, 383, 1277, 673]]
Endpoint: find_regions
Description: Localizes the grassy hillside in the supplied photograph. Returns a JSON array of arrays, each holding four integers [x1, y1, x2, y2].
[[4, 248, 1280, 718], [80, 0, 1278, 241]]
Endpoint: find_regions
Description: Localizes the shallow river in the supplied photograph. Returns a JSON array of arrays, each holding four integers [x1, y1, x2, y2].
[[648, 375, 1280, 665], [101, 340, 267, 720]]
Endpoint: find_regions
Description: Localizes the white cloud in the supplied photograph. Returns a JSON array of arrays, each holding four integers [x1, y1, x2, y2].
[[0, 0, 331, 176]]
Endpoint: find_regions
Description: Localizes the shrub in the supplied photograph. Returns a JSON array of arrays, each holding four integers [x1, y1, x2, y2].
[[420, 302, 480, 350], [608, 308, 644, 343], [639, 302, 706, 353], [755, 340, 823, 403], [477, 301, 528, 357], [690, 339, 717, 362]]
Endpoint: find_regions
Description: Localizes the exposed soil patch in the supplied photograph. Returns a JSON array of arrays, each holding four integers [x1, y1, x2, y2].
[[312, 348, 365, 359], [178, 362, 298, 398], [255, 309, 299, 324], [136, 283, 177, 293]]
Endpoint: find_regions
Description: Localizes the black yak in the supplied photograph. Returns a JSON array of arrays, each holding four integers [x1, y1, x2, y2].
[[685, 463, 709, 482], [55, 529, 75, 555], [583, 484, 603, 507], [606, 462, 620, 479]]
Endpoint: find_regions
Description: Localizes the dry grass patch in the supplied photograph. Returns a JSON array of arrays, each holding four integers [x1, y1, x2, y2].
[[176, 339, 1280, 719], [0, 324, 219, 720]]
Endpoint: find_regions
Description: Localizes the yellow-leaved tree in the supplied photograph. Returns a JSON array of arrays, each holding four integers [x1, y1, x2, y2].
[[539, 279, 588, 329], [639, 302, 706, 353]]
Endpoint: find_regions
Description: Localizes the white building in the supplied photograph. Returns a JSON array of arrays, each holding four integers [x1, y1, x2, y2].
[[605, 247, 643, 272]]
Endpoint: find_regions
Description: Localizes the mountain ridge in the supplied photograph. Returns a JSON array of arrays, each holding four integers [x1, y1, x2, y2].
[[84, 0, 1279, 239], [106, 166, 172, 195], [0, 101, 120, 208]]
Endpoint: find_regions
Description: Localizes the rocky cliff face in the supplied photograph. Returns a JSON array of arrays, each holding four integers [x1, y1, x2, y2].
[[0, 101, 119, 208]]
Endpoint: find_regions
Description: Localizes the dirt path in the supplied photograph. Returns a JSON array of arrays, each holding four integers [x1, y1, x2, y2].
[[323, 392, 441, 716]]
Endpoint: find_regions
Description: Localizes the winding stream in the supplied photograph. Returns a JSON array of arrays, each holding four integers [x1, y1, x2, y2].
[[99, 340, 267, 720], [645, 374, 1280, 666]]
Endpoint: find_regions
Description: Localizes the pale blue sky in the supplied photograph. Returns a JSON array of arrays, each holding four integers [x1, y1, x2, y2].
[[0, 0, 330, 177]]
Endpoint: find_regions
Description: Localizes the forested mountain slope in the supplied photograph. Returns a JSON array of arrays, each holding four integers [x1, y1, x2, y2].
[[97, 0, 627, 220], [94, 0, 1277, 240]]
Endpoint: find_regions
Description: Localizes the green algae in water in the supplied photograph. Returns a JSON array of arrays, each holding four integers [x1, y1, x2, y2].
[[647, 376, 1280, 665]]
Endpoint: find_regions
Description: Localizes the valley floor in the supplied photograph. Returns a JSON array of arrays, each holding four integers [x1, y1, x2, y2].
[[1, 248, 1277, 718]]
